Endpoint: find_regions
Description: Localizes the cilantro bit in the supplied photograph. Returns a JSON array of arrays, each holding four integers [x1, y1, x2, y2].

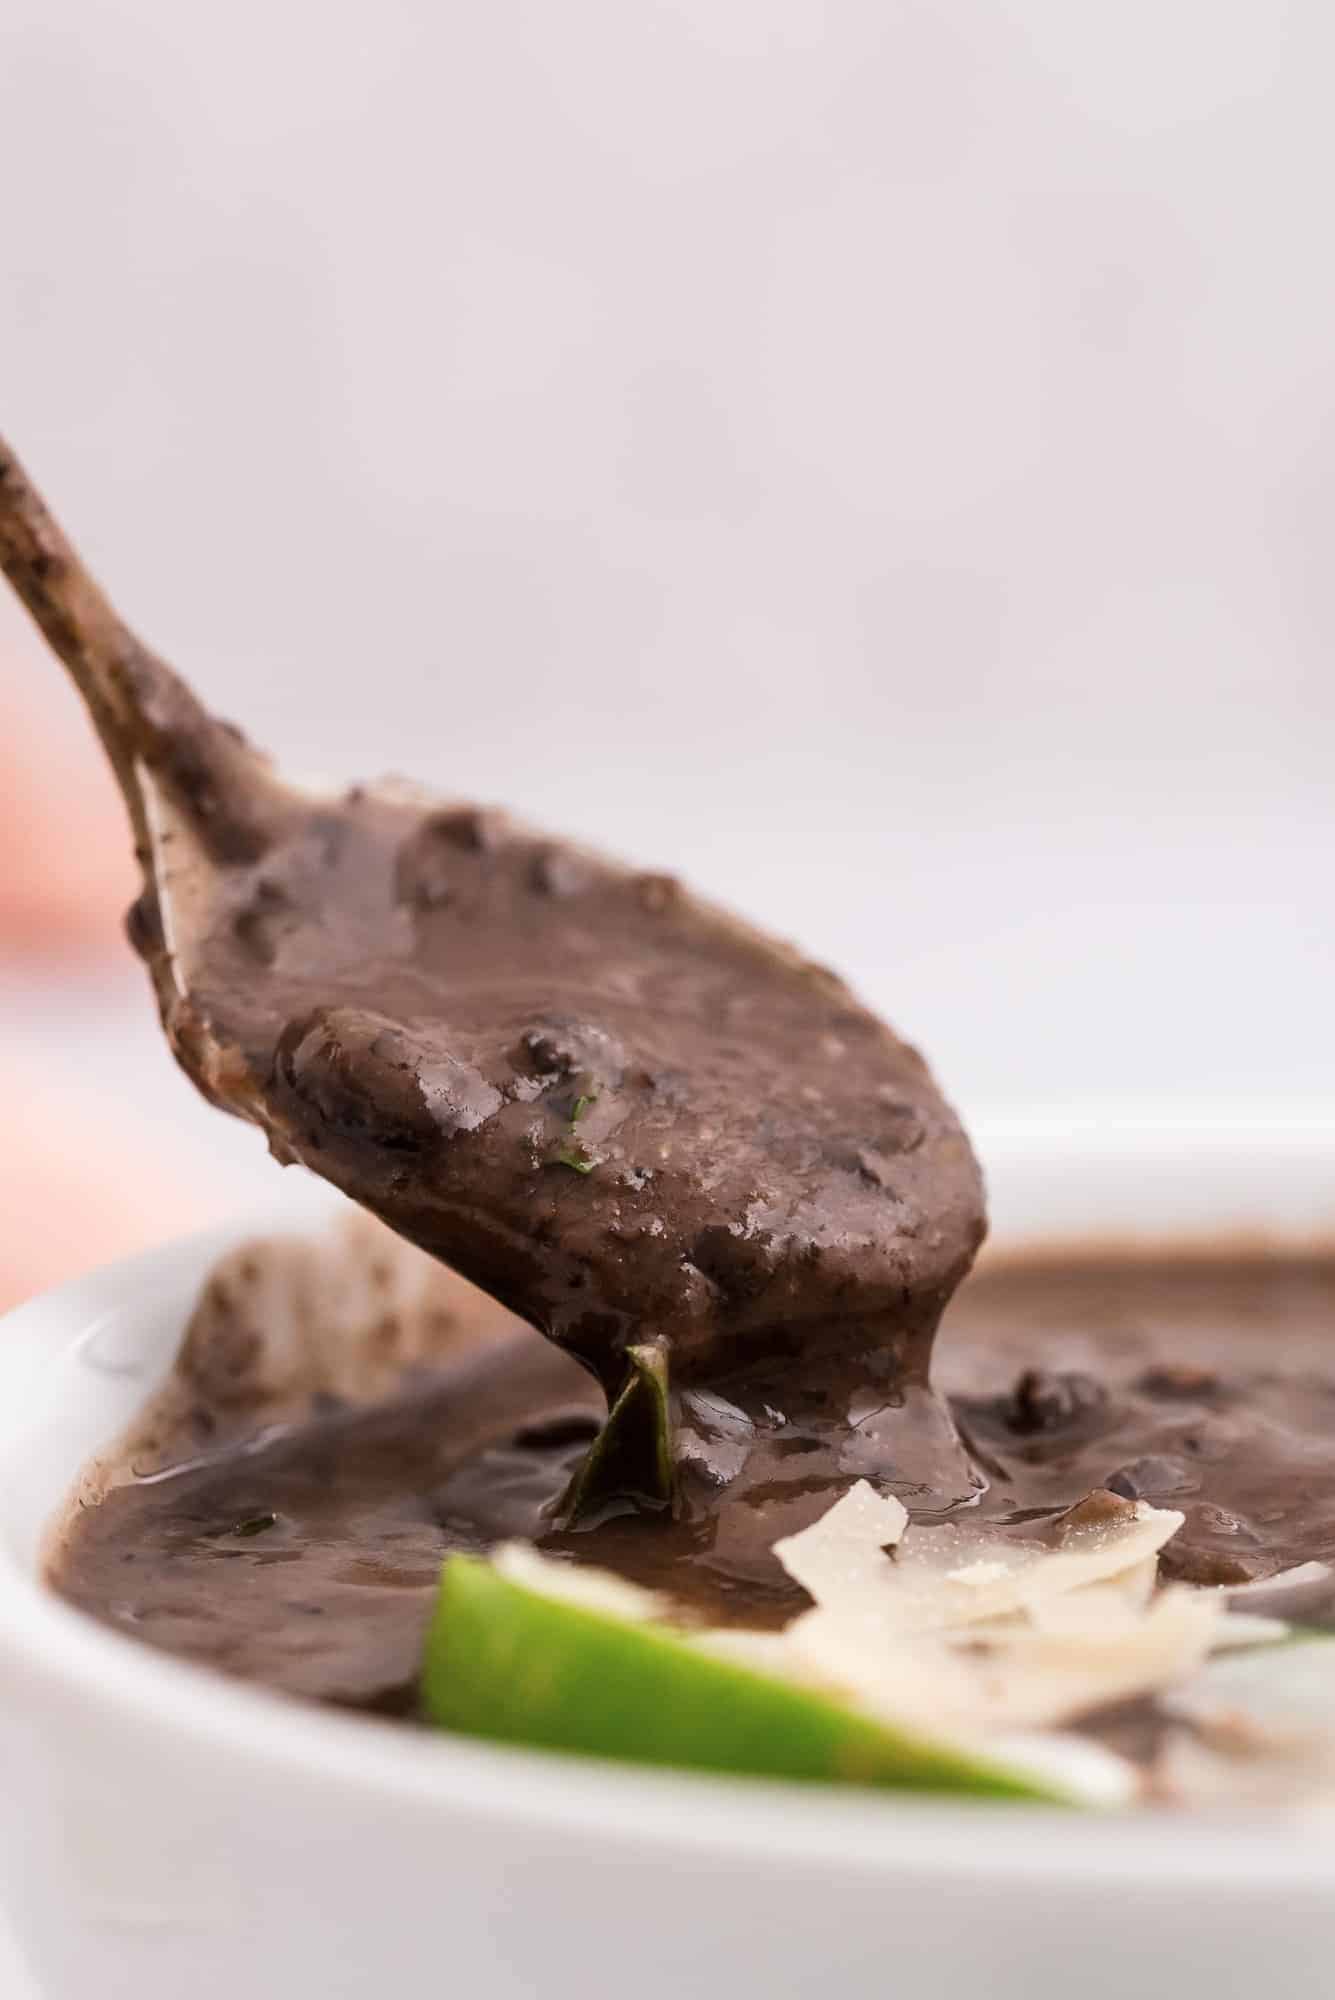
[[232, 1512, 278, 1538]]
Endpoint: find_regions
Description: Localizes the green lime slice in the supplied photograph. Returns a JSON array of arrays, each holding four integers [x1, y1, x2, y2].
[[421, 1554, 1087, 1802]]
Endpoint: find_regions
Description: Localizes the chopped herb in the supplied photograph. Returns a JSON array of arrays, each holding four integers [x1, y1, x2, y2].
[[560, 1338, 675, 1525], [233, 1512, 278, 1538], [570, 1093, 596, 1124], [553, 1143, 596, 1174]]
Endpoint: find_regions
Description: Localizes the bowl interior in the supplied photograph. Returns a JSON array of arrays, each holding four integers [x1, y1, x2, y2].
[[2, 1122, 1334, 1894], [8, 1114, 1333, 1562], [0, 1230, 244, 1574]]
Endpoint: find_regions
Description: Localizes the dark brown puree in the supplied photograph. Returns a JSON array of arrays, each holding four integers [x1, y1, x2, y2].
[[51, 1252, 1335, 1715], [2, 437, 1332, 1721]]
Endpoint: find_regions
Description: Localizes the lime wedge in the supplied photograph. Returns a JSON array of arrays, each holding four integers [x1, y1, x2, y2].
[[422, 1555, 1092, 1802]]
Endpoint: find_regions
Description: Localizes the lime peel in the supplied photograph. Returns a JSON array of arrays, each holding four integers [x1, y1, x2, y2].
[[422, 1552, 1130, 1805]]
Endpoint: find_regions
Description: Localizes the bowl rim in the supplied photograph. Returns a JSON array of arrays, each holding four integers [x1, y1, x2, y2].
[[4, 1118, 1335, 1893]]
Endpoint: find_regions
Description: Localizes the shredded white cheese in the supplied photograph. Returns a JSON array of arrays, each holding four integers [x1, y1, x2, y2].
[[770, 1480, 908, 1608], [484, 1481, 1314, 1806], [774, 1489, 1185, 1636]]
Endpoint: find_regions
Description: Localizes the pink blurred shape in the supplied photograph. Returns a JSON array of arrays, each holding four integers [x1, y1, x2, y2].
[[0, 672, 137, 965]]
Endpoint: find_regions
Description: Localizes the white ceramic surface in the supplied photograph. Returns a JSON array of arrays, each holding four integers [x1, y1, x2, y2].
[[1, 1122, 1333, 2000]]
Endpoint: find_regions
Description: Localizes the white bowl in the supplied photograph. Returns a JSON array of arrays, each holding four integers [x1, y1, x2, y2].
[[2, 1117, 1334, 2000]]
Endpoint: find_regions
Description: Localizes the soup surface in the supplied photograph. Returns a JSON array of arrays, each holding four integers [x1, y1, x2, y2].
[[50, 1250, 1335, 1720]]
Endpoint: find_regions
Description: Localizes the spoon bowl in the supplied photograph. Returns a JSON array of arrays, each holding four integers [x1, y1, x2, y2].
[[0, 431, 985, 1522]]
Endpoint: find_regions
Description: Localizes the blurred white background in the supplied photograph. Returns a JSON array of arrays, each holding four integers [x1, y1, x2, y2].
[[1, 0, 1333, 1310]]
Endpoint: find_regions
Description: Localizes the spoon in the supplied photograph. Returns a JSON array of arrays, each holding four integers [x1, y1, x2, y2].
[[0, 429, 986, 1522]]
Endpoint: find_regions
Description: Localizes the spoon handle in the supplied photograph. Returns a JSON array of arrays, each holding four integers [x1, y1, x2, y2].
[[0, 430, 285, 863]]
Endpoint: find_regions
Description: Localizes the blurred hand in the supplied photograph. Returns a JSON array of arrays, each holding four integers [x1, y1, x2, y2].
[[0, 1054, 207, 1313], [0, 670, 187, 1309], [0, 679, 137, 962]]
